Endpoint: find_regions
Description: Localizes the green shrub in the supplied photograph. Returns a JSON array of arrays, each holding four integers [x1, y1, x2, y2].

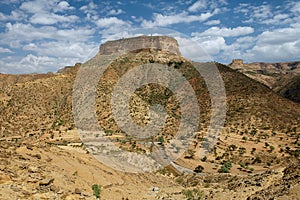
[[219, 161, 232, 173], [92, 184, 101, 199], [219, 165, 230, 173], [223, 161, 232, 169], [158, 136, 164, 144]]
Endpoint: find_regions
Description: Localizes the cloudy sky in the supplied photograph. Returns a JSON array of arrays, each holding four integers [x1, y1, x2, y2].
[[0, 0, 299, 74]]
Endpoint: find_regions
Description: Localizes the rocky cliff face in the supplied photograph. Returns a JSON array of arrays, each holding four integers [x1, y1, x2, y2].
[[99, 35, 181, 56], [229, 59, 300, 73]]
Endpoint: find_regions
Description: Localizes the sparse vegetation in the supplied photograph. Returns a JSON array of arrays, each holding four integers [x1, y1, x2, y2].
[[182, 188, 204, 200]]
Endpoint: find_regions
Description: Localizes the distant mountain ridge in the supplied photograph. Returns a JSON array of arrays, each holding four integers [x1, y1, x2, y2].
[[229, 59, 300, 103]]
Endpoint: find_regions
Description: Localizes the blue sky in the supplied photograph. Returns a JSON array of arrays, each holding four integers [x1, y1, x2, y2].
[[0, 0, 299, 74]]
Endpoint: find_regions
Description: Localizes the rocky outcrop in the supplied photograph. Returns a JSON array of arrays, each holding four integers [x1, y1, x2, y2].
[[99, 35, 181, 56], [229, 59, 244, 67]]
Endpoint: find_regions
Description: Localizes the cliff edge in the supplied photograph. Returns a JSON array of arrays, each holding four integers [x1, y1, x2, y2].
[[99, 35, 181, 56]]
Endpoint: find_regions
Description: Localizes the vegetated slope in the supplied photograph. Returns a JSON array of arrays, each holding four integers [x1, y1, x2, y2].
[[274, 74, 300, 103], [0, 50, 299, 199], [93, 49, 300, 176], [1, 49, 299, 167]]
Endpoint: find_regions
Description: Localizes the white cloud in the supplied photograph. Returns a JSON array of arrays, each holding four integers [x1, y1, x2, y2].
[[56, 1, 75, 11], [0, 0, 19, 4], [142, 12, 213, 27], [0, 10, 27, 21], [23, 41, 98, 58], [194, 36, 226, 56], [252, 5, 273, 20], [291, 1, 300, 13], [290, 15, 300, 27], [0, 23, 95, 48], [256, 28, 299, 45], [274, 14, 289, 20], [108, 9, 124, 16], [0, 43, 98, 74], [261, 13, 292, 25], [204, 19, 220, 25], [236, 4, 274, 24], [79, 1, 99, 20], [19, 0, 77, 24], [176, 37, 211, 62], [20, 0, 74, 14], [30, 13, 79, 25], [192, 26, 254, 37], [188, 0, 228, 13], [188, 0, 208, 12], [219, 27, 300, 63], [0, 47, 12, 53], [79, 2, 98, 11], [20, 0, 52, 14], [96, 17, 128, 28], [0, 54, 58, 74]]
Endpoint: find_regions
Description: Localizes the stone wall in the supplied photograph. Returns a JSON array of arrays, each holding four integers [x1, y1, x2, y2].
[[99, 35, 181, 56]]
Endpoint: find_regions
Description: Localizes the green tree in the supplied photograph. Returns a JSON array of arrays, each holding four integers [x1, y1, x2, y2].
[[194, 165, 204, 173]]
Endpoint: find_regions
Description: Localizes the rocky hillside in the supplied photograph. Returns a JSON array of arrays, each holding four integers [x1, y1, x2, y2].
[[229, 59, 300, 103], [0, 36, 299, 199], [274, 74, 300, 103]]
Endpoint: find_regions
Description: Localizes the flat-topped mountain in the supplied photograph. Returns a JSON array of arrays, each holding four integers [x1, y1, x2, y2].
[[99, 35, 181, 56]]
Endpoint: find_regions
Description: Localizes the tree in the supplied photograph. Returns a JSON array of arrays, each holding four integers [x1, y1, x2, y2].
[[201, 156, 207, 162], [194, 165, 204, 173]]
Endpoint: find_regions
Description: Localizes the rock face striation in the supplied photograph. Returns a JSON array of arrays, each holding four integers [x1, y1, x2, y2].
[[99, 35, 181, 56]]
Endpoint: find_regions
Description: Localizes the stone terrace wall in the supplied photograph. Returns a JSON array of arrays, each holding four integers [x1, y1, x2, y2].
[[99, 35, 181, 56]]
